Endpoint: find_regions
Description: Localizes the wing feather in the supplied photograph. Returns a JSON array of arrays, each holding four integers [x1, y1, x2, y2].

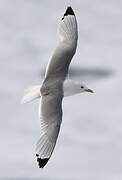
[[36, 95, 62, 168], [44, 7, 78, 81]]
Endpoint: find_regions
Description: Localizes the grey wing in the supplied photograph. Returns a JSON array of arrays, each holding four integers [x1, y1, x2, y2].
[[44, 7, 78, 82], [36, 7, 77, 168], [36, 94, 63, 168]]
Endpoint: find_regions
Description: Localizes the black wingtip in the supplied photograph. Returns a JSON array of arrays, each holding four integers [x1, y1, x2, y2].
[[62, 6, 75, 20], [36, 154, 49, 168]]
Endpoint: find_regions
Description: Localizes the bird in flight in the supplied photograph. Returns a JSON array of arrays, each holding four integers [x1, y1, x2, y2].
[[22, 6, 94, 168]]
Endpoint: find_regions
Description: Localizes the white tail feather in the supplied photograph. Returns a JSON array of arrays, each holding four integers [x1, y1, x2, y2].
[[21, 85, 41, 104]]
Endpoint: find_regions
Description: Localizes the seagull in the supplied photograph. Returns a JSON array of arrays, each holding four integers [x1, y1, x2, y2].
[[22, 6, 94, 168]]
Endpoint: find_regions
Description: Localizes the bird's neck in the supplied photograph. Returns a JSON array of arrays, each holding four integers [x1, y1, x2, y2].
[[63, 79, 79, 97]]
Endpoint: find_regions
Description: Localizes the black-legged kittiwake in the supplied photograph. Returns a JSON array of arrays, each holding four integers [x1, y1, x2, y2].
[[22, 6, 94, 168]]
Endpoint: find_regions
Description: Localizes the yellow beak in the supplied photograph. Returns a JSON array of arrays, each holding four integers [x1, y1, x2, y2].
[[85, 89, 94, 93]]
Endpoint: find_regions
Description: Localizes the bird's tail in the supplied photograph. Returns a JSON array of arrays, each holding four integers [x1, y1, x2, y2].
[[21, 85, 41, 104]]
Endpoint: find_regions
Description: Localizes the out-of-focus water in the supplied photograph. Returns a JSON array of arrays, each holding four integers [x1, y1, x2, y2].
[[1, 0, 122, 179]]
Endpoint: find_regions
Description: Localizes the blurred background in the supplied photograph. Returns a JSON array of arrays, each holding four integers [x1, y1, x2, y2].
[[1, 0, 122, 179]]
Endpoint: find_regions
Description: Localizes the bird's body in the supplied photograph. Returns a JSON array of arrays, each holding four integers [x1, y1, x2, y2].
[[22, 7, 93, 168]]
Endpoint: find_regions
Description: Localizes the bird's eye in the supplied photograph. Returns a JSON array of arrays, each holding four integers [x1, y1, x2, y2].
[[81, 86, 84, 89]]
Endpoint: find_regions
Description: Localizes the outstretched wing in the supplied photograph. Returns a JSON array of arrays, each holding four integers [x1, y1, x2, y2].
[[36, 94, 63, 168], [44, 6, 78, 82], [36, 7, 78, 168]]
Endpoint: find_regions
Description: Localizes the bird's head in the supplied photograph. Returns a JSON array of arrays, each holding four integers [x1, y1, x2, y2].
[[63, 80, 94, 97], [80, 84, 94, 93]]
